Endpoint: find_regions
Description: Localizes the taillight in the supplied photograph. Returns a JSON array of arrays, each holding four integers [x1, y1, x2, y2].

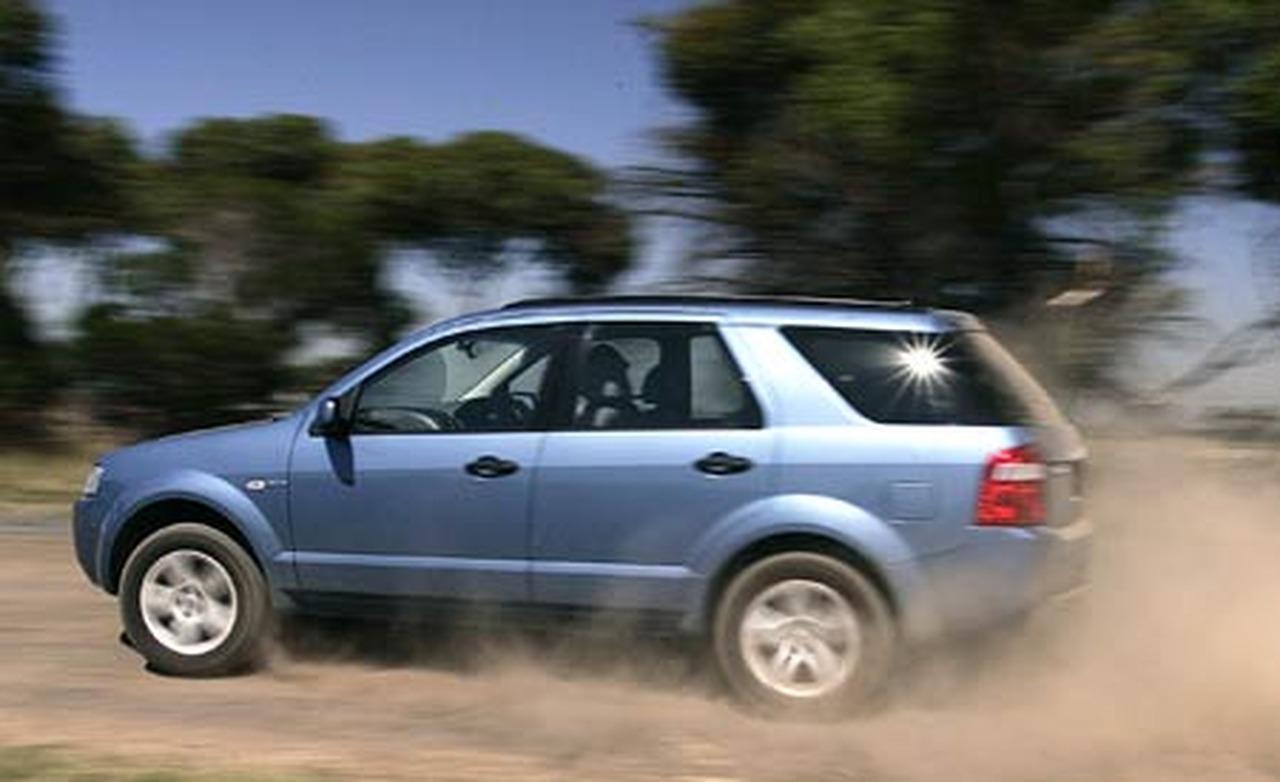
[[975, 444, 1046, 526]]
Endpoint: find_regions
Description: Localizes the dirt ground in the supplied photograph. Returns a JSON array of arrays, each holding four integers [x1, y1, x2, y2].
[[2, 439, 1279, 781]]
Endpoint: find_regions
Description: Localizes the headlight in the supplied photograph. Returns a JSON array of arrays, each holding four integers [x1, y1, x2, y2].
[[82, 465, 104, 498]]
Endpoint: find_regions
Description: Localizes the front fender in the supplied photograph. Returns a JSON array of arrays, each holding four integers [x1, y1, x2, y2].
[[97, 469, 294, 591]]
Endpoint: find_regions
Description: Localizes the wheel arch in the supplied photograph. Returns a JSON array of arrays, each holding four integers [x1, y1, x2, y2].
[[702, 532, 899, 633], [684, 493, 923, 636], [105, 498, 263, 594]]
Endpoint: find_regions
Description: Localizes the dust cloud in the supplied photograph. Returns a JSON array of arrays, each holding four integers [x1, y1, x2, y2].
[[319, 436, 1280, 782], [837, 437, 1280, 782]]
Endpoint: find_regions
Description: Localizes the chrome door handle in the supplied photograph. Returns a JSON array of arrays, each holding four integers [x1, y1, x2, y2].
[[465, 455, 520, 478], [694, 451, 754, 476]]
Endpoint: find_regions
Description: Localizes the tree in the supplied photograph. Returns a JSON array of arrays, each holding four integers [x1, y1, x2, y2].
[[0, 0, 136, 427], [110, 118, 631, 349], [136, 115, 405, 340], [77, 117, 635, 433], [643, 0, 1280, 397], [1, 0, 133, 246], [75, 304, 292, 435], [76, 114, 412, 431], [335, 131, 631, 291], [646, 2, 1185, 299]]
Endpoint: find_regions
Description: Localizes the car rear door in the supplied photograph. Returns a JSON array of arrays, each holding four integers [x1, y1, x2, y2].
[[528, 321, 775, 614]]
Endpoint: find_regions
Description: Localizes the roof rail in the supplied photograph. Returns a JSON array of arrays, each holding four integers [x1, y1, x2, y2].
[[501, 293, 915, 311]]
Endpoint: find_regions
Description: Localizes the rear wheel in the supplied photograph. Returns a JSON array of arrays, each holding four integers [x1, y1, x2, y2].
[[119, 523, 271, 676], [713, 552, 893, 716]]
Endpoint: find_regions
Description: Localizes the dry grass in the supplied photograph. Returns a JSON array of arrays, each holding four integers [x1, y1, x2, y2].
[[0, 442, 112, 517], [0, 745, 330, 781]]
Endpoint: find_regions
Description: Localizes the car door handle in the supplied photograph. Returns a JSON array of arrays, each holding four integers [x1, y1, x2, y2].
[[465, 455, 520, 479], [694, 451, 754, 476]]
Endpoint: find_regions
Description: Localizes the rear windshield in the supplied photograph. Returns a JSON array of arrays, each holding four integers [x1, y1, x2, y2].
[[782, 327, 1065, 426]]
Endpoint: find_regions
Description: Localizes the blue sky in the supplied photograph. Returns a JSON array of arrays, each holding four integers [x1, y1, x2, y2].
[[45, 0, 688, 164], [25, 0, 1280, 407]]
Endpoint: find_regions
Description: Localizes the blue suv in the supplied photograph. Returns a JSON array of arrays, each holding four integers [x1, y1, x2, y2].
[[73, 295, 1090, 713]]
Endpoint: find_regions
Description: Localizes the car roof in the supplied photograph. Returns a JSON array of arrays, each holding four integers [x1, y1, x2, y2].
[[501, 293, 914, 312], [468, 294, 978, 333]]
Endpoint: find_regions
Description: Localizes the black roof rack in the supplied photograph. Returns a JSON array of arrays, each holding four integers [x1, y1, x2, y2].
[[501, 293, 916, 311]]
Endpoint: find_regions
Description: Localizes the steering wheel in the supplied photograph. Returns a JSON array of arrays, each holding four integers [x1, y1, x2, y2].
[[354, 406, 460, 434], [509, 391, 539, 420], [455, 392, 530, 430]]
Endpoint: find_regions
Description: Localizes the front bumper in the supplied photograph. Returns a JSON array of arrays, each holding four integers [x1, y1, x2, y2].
[[72, 497, 108, 587]]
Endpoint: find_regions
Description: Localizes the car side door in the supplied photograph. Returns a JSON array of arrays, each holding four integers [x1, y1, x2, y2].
[[529, 321, 775, 614], [288, 323, 574, 602]]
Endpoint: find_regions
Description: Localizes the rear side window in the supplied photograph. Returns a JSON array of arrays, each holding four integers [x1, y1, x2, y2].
[[568, 323, 762, 430], [782, 327, 1064, 426]]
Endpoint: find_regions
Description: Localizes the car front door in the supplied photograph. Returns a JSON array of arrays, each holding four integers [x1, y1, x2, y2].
[[289, 324, 572, 601], [529, 321, 774, 614]]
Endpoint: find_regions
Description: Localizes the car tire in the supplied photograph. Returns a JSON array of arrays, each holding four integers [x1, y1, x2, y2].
[[119, 523, 271, 677], [713, 552, 894, 716]]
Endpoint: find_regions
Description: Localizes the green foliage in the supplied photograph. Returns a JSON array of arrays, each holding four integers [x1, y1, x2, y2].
[[123, 117, 629, 346], [52, 107, 634, 432], [0, 1, 139, 240], [0, 0, 65, 241], [173, 114, 333, 185], [0, 0, 138, 428], [1222, 1, 1280, 200], [334, 131, 631, 289], [647, 0, 1280, 396], [71, 116, 628, 432], [131, 114, 406, 346], [0, 283, 50, 426], [75, 305, 292, 436], [649, 0, 1280, 303]]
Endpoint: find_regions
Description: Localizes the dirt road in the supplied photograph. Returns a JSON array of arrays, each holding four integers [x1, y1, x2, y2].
[[2, 441, 1279, 781]]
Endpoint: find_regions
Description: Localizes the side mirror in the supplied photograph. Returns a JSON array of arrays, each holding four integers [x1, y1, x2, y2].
[[311, 396, 350, 437]]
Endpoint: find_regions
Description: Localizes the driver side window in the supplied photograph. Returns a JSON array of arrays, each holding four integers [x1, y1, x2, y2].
[[353, 326, 562, 434]]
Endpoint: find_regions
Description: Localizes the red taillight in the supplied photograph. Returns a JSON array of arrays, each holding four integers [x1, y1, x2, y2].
[[976, 445, 1046, 527]]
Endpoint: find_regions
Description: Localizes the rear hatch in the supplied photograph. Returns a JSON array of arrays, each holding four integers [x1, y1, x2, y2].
[[957, 328, 1086, 528], [782, 320, 1087, 530]]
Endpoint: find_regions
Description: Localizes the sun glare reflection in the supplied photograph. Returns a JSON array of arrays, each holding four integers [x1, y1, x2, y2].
[[889, 335, 953, 395]]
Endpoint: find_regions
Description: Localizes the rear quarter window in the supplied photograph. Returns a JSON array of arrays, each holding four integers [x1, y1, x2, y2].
[[782, 327, 1064, 426]]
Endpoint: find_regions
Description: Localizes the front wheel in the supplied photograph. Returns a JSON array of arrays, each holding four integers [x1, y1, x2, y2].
[[119, 523, 271, 676], [713, 552, 894, 716]]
